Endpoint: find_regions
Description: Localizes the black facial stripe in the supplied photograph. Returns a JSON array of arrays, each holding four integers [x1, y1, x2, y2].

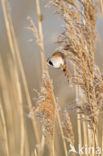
[[63, 68, 66, 72], [49, 60, 53, 66]]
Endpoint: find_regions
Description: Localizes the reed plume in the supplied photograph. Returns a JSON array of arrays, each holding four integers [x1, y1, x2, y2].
[[28, 1, 73, 155], [32, 71, 55, 136], [1, 0, 103, 155], [51, 0, 103, 130], [62, 112, 74, 145], [28, 0, 56, 138]]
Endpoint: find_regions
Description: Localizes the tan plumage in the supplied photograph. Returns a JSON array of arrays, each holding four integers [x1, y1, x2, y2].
[[62, 63, 72, 85]]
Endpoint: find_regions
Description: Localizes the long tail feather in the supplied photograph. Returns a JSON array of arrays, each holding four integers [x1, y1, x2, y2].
[[63, 63, 72, 85]]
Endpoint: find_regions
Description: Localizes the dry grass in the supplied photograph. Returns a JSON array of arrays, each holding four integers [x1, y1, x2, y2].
[[50, 0, 103, 154], [28, 1, 70, 156], [62, 112, 74, 145], [98, 0, 103, 15], [0, 0, 40, 155], [0, 0, 103, 156]]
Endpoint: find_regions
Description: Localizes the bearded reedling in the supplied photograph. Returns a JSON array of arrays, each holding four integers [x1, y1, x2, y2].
[[47, 52, 72, 85]]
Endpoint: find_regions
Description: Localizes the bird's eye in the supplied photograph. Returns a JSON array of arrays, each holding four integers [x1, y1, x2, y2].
[[49, 60, 53, 66]]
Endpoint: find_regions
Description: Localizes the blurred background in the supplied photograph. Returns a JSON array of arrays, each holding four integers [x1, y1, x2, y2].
[[1, 0, 103, 107], [1, 0, 103, 111], [0, 0, 103, 155]]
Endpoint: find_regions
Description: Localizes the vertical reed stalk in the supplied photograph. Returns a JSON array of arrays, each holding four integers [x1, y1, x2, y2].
[[34, 149, 38, 156], [35, 0, 45, 72], [57, 110, 68, 156], [82, 115, 88, 156], [25, 133, 30, 156], [8, 4, 40, 144], [0, 97, 9, 156], [35, 1, 55, 156], [102, 125, 103, 156], [39, 135, 45, 156], [1, 0, 25, 155], [99, 0, 103, 15], [1, 0, 40, 147], [74, 68, 82, 148], [0, 58, 16, 155]]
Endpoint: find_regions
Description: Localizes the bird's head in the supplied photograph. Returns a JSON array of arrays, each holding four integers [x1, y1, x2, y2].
[[47, 52, 65, 69]]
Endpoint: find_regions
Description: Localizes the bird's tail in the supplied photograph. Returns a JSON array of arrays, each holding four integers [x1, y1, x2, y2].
[[63, 63, 72, 85]]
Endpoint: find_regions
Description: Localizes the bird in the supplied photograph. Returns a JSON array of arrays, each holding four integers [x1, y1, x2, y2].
[[47, 51, 72, 85]]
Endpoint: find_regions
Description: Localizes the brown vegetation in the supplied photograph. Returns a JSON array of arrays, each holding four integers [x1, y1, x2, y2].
[[0, 0, 103, 156]]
